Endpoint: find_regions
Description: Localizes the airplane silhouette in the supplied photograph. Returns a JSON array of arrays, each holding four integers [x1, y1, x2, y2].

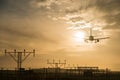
[[84, 28, 109, 43]]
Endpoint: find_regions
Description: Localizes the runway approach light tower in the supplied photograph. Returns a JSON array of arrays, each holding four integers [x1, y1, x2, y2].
[[5, 49, 35, 70]]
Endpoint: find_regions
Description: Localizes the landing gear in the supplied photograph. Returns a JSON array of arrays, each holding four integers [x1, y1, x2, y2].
[[97, 39, 99, 42], [95, 39, 99, 43]]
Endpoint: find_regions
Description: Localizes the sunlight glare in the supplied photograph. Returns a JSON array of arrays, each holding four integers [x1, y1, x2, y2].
[[74, 31, 85, 42]]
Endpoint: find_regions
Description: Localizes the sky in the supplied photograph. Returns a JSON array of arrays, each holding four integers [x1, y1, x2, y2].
[[0, 0, 120, 71]]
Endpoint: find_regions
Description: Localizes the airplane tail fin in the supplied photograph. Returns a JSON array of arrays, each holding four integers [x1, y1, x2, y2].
[[90, 28, 92, 36]]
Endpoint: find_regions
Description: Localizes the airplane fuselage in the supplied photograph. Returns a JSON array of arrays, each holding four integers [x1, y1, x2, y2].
[[89, 36, 94, 41]]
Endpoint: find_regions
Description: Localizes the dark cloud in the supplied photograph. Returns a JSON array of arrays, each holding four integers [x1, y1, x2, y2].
[[65, 8, 79, 14], [93, 0, 120, 30], [70, 16, 84, 22], [36, 0, 47, 2], [103, 13, 120, 29], [0, 0, 34, 17], [0, 0, 10, 8], [95, 0, 120, 13]]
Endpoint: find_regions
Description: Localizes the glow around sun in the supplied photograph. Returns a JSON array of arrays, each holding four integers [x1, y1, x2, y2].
[[73, 31, 85, 42]]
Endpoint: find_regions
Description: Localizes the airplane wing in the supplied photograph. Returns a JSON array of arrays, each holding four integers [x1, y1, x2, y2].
[[84, 38, 89, 40], [95, 37, 110, 40]]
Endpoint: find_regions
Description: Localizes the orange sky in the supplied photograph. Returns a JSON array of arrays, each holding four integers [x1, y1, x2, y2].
[[0, 0, 120, 71]]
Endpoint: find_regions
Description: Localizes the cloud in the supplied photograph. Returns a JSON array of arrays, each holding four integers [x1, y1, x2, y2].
[[0, 0, 34, 17], [30, 0, 62, 10], [0, 0, 119, 44], [0, 0, 9, 9], [87, 0, 120, 30], [0, 0, 119, 48], [0, 21, 58, 49], [102, 13, 120, 29], [69, 0, 120, 30], [95, 0, 120, 13]]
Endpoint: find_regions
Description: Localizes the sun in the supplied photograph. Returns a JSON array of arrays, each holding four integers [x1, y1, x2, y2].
[[73, 31, 85, 42]]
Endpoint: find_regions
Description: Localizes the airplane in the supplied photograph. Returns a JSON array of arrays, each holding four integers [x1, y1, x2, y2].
[[84, 28, 109, 43]]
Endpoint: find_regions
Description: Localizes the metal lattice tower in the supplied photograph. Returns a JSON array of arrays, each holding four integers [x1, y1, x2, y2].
[[5, 49, 35, 70], [47, 59, 66, 68]]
